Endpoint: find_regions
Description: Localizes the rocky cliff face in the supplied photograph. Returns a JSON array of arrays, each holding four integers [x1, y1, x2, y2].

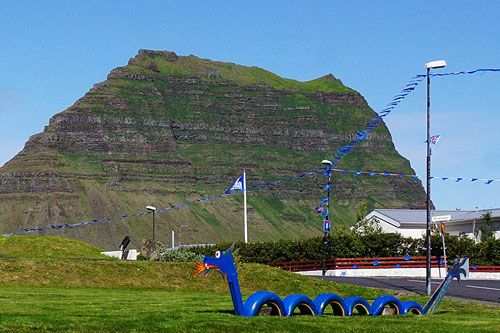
[[0, 50, 427, 249]]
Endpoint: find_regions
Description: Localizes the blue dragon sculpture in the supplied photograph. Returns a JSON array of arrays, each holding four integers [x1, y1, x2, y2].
[[195, 244, 467, 317]]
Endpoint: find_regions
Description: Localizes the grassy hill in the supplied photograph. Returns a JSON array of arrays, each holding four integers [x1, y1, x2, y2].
[[0, 236, 499, 332], [0, 235, 107, 259]]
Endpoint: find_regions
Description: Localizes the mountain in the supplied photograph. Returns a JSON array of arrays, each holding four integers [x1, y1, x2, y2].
[[0, 50, 426, 249]]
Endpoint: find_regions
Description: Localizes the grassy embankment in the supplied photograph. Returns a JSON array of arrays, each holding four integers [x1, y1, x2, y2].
[[0, 235, 499, 332]]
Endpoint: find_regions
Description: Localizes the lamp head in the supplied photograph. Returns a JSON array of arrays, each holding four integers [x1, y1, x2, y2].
[[146, 206, 156, 212], [425, 60, 447, 69], [321, 159, 333, 166]]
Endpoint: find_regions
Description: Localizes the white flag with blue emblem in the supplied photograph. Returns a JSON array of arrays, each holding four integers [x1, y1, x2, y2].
[[226, 173, 245, 194]]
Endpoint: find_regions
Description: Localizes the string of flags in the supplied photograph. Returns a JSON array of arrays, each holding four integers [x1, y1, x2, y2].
[[315, 72, 428, 221], [0, 168, 320, 236], [328, 75, 425, 164], [313, 68, 500, 216], [313, 167, 500, 215], [9, 160, 494, 236], [329, 68, 500, 167], [327, 168, 499, 185], [428, 68, 500, 78], [3, 68, 500, 237]]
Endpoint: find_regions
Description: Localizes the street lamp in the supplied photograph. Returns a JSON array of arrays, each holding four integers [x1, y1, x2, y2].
[[321, 159, 333, 276], [146, 205, 157, 244], [424, 60, 446, 296]]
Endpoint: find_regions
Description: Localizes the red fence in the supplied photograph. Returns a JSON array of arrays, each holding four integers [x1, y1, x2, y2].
[[471, 265, 500, 272], [266, 256, 500, 273]]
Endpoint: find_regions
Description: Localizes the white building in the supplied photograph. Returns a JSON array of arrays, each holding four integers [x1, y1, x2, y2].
[[364, 208, 500, 241]]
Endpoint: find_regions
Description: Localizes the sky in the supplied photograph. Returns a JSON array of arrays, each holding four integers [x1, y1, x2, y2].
[[1, 1, 499, 211]]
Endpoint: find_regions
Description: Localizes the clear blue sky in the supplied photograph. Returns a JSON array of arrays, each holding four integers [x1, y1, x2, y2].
[[1, 1, 499, 210]]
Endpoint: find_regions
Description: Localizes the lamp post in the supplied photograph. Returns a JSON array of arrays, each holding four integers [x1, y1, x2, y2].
[[321, 159, 333, 276], [424, 60, 446, 296], [146, 205, 157, 244]]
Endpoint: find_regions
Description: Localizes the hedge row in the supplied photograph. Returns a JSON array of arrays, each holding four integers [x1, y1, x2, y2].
[[189, 233, 500, 266]]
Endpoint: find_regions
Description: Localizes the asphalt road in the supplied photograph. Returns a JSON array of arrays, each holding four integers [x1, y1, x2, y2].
[[309, 276, 500, 305]]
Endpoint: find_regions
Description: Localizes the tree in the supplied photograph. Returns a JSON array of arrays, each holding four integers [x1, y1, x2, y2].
[[479, 212, 495, 242], [351, 202, 382, 235]]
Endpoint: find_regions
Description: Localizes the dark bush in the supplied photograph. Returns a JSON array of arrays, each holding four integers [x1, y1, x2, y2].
[[190, 234, 500, 266]]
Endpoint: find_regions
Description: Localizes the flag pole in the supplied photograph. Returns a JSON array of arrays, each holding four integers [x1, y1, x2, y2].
[[243, 170, 248, 243]]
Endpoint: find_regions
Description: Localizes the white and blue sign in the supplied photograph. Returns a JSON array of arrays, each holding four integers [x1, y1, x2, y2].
[[323, 220, 330, 232]]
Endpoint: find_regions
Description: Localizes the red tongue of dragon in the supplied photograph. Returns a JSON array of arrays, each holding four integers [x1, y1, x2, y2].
[[194, 262, 220, 277]]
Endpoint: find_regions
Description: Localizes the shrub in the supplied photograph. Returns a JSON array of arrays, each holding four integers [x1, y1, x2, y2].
[[160, 248, 204, 263], [190, 234, 500, 266], [479, 238, 500, 265]]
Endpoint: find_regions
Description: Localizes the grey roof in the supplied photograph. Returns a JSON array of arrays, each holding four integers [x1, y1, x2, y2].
[[446, 208, 500, 222], [372, 208, 500, 224]]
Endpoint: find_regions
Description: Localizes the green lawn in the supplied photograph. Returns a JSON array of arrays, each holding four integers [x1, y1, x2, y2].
[[1, 286, 499, 332]]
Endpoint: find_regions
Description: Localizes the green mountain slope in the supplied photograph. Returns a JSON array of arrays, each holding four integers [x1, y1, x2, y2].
[[0, 50, 426, 249]]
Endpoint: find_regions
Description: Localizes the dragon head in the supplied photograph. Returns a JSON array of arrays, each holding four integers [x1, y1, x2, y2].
[[194, 243, 242, 279]]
